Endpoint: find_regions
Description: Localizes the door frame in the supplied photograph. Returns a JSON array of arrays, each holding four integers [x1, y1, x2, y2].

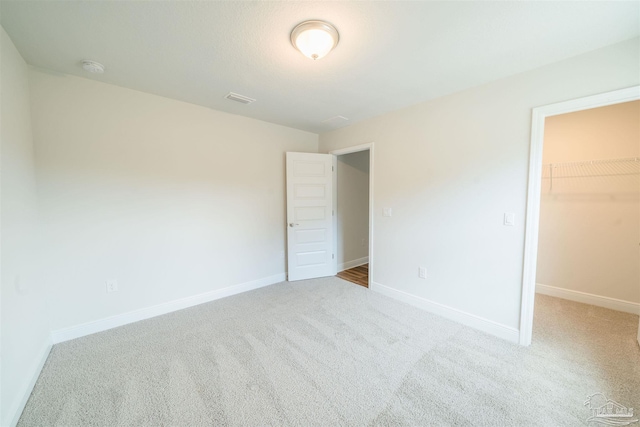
[[519, 86, 640, 346], [329, 143, 375, 287]]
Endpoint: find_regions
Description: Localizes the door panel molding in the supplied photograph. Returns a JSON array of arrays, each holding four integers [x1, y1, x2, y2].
[[286, 152, 335, 281]]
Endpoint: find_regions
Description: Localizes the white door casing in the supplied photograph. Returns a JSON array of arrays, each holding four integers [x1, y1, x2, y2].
[[286, 152, 335, 281]]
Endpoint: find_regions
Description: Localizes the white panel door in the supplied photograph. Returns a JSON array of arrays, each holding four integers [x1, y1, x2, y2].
[[286, 152, 335, 281]]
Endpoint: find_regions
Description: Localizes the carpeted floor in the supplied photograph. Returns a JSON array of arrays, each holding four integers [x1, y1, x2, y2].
[[18, 277, 640, 426]]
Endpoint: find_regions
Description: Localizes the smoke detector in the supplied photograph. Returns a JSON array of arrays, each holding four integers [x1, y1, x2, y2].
[[81, 60, 105, 73]]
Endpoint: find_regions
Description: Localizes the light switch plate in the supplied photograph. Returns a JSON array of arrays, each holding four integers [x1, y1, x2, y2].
[[504, 212, 515, 226], [383, 207, 393, 217]]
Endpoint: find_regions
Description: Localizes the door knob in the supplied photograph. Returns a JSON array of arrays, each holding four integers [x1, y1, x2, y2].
[[289, 223, 299, 227]]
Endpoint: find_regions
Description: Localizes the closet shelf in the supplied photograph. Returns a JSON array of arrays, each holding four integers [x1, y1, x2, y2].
[[541, 157, 639, 193], [541, 157, 639, 180]]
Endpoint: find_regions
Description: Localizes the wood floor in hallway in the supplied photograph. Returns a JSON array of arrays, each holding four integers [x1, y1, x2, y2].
[[336, 264, 368, 288]]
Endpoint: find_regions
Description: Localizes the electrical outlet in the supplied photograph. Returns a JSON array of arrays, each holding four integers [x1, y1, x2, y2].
[[361, 238, 366, 247], [106, 280, 119, 293], [418, 267, 427, 279], [15, 274, 28, 294]]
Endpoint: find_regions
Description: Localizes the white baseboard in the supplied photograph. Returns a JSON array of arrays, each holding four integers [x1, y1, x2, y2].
[[370, 281, 520, 344], [51, 273, 286, 344], [536, 283, 640, 315], [8, 340, 52, 427], [338, 256, 369, 272]]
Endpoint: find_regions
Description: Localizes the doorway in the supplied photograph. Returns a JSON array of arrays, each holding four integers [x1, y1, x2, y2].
[[536, 101, 639, 309], [520, 86, 640, 346], [330, 143, 374, 288]]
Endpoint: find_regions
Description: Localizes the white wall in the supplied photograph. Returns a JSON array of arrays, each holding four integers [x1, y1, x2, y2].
[[0, 28, 51, 427], [337, 150, 369, 269], [319, 38, 640, 333], [28, 68, 318, 332], [537, 101, 639, 304]]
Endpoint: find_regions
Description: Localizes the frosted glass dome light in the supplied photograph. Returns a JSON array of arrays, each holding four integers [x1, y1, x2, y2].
[[291, 20, 339, 60]]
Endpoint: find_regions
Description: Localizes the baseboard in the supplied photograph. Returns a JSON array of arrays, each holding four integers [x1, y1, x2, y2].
[[338, 256, 369, 272], [7, 339, 52, 427], [370, 281, 520, 344], [51, 273, 286, 344], [536, 283, 640, 315]]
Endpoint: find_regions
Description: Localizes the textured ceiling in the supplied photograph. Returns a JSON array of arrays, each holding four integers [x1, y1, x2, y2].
[[1, 1, 638, 133]]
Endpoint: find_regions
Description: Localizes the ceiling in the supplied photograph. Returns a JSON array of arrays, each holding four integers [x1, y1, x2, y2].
[[1, 1, 638, 134]]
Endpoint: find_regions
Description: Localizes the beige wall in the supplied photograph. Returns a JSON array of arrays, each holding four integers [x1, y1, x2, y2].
[[0, 28, 51, 426], [319, 38, 640, 330], [537, 101, 639, 303], [28, 68, 318, 331], [337, 150, 369, 269]]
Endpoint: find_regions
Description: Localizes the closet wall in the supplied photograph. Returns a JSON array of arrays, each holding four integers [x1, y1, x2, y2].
[[536, 101, 640, 305]]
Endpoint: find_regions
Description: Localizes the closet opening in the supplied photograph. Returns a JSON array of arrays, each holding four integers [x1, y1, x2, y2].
[[534, 99, 639, 335], [521, 87, 639, 347]]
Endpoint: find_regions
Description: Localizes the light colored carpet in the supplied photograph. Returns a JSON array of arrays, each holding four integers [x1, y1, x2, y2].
[[18, 277, 640, 426]]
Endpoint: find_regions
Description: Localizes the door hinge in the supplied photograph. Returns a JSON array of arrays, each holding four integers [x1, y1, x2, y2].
[[332, 210, 334, 216], [332, 166, 334, 171], [332, 254, 335, 259]]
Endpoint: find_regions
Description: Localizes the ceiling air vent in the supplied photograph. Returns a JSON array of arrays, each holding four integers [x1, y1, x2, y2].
[[322, 115, 349, 126], [225, 92, 256, 104]]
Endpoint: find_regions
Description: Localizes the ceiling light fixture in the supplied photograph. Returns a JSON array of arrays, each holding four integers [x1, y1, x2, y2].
[[290, 20, 339, 60], [81, 60, 105, 73]]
